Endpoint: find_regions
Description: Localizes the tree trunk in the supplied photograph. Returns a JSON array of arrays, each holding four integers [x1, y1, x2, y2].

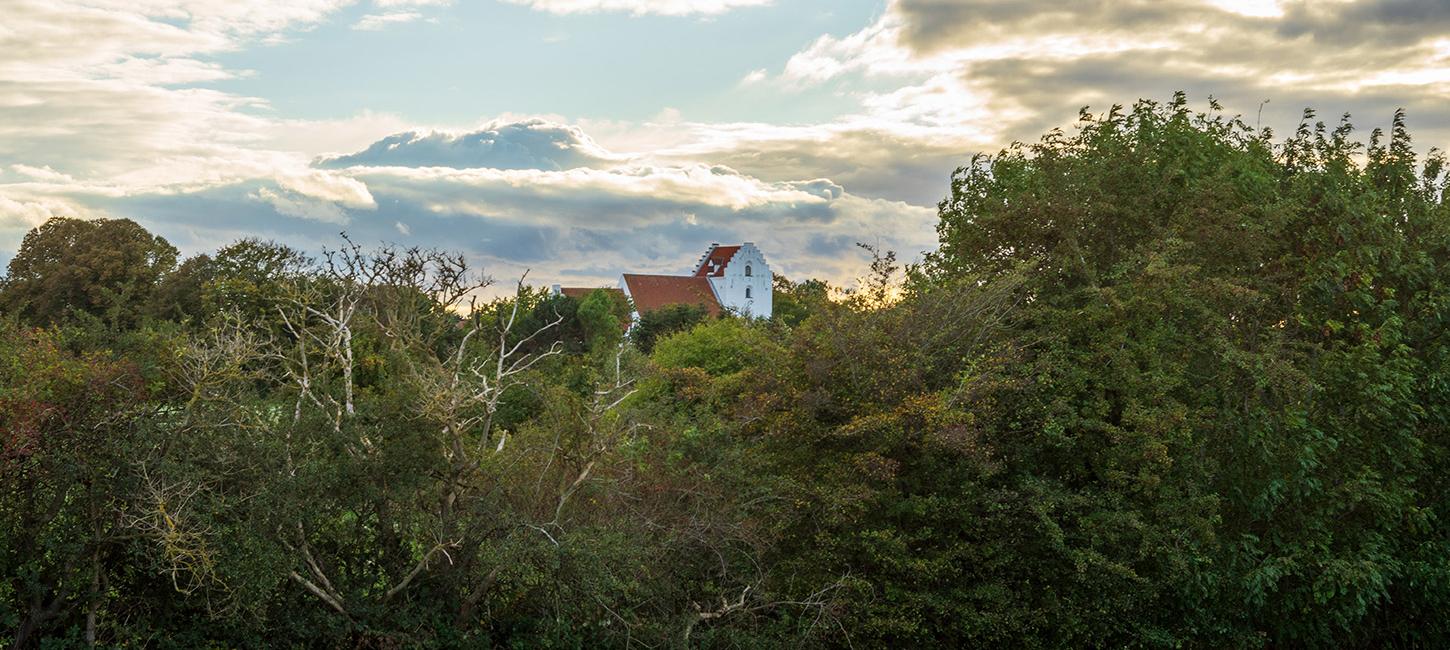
[[86, 548, 100, 646]]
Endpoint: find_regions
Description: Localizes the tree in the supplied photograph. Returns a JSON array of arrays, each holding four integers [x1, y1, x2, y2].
[[146, 253, 215, 323], [925, 94, 1450, 646], [0, 326, 154, 647], [0, 217, 177, 327], [630, 303, 709, 353], [652, 317, 778, 378], [203, 238, 309, 323], [575, 288, 628, 351], [770, 275, 829, 328]]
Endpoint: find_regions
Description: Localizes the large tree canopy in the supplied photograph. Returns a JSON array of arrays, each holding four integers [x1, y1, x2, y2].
[[0, 217, 178, 327], [919, 94, 1450, 646]]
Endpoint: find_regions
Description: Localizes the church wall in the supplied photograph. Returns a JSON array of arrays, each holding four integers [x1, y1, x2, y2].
[[707, 242, 773, 318]]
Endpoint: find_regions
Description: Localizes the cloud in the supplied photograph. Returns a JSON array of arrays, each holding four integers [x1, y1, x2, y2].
[[10, 165, 78, 184], [0, 0, 388, 241], [349, 163, 843, 223], [323, 145, 932, 285], [7, 0, 1449, 293], [277, 169, 376, 209], [71, 106, 938, 290], [499, 0, 772, 17], [318, 119, 624, 170], [84, 157, 932, 291], [253, 187, 352, 223], [767, 0, 1450, 161], [0, 194, 95, 230], [291, 111, 940, 287], [245, 169, 377, 225], [352, 11, 424, 30], [652, 120, 981, 206], [1276, 0, 1450, 46], [0, 1, 362, 186]]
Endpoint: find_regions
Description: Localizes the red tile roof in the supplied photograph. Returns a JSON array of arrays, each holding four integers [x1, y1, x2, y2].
[[693, 245, 740, 277], [621, 274, 722, 316]]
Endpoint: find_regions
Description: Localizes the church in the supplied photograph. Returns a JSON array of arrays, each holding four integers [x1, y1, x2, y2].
[[553, 242, 773, 323]]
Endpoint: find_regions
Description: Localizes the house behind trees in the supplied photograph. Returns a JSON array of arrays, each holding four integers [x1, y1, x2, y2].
[[553, 242, 773, 325]]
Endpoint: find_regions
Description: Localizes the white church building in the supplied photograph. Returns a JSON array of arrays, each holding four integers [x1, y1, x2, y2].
[[554, 242, 773, 322]]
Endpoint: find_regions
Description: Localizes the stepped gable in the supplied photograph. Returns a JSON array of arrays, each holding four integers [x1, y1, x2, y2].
[[693, 245, 740, 277]]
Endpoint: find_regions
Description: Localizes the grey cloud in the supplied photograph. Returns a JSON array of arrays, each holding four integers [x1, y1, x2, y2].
[[966, 51, 1450, 152], [317, 119, 621, 171], [68, 157, 933, 291], [1278, 0, 1450, 45], [894, 0, 1450, 67], [896, 0, 1215, 54], [673, 129, 973, 206], [806, 233, 856, 257], [343, 163, 852, 231], [867, 0, 1450, 163]]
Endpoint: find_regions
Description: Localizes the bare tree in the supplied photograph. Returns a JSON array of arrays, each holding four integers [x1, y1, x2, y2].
[[257, 239, 579, 618]]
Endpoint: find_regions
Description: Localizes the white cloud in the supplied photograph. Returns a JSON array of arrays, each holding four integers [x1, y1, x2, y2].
[[352, 11, 424, 30], [318, 119, 625, 170], [10, 165, 78, 184], [780, 10, 915, 85], [0, 194, 97, 229], [253, 187, 351, 224], [351, 0, 455, 30], [0, 0, 375, 229], [263, 111, 418, 159], [276, 169, 376, 209], [349, 163, 837, 222], [500, 0, 772, 17]]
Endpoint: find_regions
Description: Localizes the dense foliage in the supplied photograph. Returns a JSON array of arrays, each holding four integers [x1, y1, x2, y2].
[[2, 95, 1447, 648]]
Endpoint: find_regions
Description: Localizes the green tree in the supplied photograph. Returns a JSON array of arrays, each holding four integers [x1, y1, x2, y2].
[[576, 288, 627, 351], [203, 238, 308, 322], [146, 253, 215, 323], [653, 317, 778, 378], [630, 303, 708, 353], [926, 95, 1450, 646], [0, 217, 177, 327], [0, 326, 154, 646], [770, 275, 829, 328]]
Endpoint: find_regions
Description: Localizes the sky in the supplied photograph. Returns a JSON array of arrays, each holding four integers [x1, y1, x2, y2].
[[3, 0, 1449, 289]]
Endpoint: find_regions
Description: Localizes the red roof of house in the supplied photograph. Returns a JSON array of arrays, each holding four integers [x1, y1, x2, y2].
[[621, 274, 722, 316], [693, 245, 740, 277]]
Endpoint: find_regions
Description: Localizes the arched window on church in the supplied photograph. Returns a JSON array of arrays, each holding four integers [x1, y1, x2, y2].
[[745, 264, 752, 277], [745, 287, 752, 299]]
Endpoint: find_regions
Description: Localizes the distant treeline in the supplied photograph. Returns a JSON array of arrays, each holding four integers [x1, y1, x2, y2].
[[2, 93, 1447, 648]]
